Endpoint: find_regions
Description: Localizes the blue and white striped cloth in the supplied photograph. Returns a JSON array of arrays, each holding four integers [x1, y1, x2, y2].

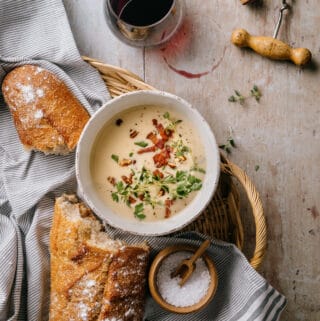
[[0, 1, 286, 320]]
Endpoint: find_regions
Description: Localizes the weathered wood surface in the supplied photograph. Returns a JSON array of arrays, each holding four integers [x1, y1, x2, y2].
[[65, 0, 320, 320]]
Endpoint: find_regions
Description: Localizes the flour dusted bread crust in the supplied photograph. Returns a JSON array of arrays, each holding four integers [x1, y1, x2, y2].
[[1, 65, 90, 154], [49, 194, 149, 321]]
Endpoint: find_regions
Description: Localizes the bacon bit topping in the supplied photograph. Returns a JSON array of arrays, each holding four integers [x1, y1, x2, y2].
[[128, 196, 137, 204], [165, 207, 171, 218], [153, 146, 171, 168], [152, 119, 158, 126], [146, 132, 158, 145], [155, 139, 165, 149], [137, 145, 157, 154], [153, 169, 164, 179], [119, 159, 132, 166], [168, 162, 177, 169], [156, 123, 170, 141], [129, 129, 139, 138], [107, 176, 116, 186], [121, 174, 133, 185], [138, 194, 145, 201], [165, 199, 174, 218]]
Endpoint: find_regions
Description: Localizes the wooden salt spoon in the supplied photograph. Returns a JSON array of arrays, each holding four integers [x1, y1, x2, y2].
[[171, 239, 211, 286]]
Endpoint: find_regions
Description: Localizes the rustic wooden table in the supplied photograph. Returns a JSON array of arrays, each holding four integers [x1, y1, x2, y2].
[[64, 0, 320, 320]]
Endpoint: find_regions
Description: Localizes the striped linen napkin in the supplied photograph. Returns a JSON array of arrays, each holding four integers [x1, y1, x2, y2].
[[0, 0, 286, 320]]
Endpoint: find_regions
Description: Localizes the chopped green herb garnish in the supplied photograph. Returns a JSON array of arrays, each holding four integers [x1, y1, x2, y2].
[[129, 152, 134, 157], [112, 192, 119, 202], [134, 141, 148, 148], [176, 170, 187, 182], [163, 112, 183, 132], [116, 181, 124, 192], [255, 165, 260, 171], [163, 112, 170, 119], [191, 166, 206, 174], [111, 154, 119, 163], [172, 140, 189, 158], [134, 203, 146, 220]]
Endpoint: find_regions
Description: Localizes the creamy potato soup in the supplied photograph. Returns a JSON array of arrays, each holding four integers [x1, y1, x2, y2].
[[90, 105, 206, 221]]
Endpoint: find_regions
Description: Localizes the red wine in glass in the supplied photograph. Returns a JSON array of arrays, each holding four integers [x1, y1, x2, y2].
[[111, 0, 174, 26]]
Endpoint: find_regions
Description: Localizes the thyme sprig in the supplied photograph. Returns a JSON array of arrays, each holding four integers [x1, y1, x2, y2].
[[228, 85, 262, 105]]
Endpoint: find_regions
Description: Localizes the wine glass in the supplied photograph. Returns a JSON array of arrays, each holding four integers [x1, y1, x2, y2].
[[104, 0, 184, 47]]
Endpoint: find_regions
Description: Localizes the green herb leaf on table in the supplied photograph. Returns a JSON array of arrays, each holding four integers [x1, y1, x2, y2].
[[219, 137, 236, 154], [250, 85, 262, 102], [228, 85, 262, 105]]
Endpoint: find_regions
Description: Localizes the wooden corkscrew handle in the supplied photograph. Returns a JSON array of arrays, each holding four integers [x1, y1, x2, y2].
[[231, 28, 312, 66]]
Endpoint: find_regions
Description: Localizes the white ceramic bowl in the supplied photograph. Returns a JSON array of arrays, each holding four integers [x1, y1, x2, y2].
[[76, 90, 220, 236]]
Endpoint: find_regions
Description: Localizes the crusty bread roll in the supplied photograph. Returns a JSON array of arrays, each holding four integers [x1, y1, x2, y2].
[[1, 65, 90, 154], [49, 194, 149, 321]]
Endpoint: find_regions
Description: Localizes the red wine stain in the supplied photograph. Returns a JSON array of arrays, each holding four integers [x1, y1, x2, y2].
[[163, 46, 227, 79], [163, 57, 210, 79], [160, 19, 192, 56], [160, 18, 227, 79]]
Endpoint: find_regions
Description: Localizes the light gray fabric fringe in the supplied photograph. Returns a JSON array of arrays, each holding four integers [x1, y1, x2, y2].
[[0, 0, 286, 320]]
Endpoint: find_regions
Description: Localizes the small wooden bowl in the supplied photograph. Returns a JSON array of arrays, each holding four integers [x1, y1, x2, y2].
[[148, 244, 218, 314]]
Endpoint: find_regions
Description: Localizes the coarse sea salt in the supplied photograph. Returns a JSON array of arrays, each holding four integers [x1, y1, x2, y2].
[[156, 251, 211, 307], [16, 84, 35, 103], [34, 109, 43, 119]]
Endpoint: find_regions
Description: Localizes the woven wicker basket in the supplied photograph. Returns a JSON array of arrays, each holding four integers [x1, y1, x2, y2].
[[83, 56, 267, 270]]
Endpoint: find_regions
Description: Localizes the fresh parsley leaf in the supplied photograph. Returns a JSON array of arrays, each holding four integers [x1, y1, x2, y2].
[[163, 112, 170, 119], [134, 141, 148, 148], [134, 203, 146, 220], [176, 171, 187, 182], [163, 175, 176, 184], [161, 185, 169, 193], [191, 166, 206, 174], [176, 184, 189, 197], [111, 192, 119, 202], [190, 182, 202, 191], [116, 181, 124, 192], [111, 154, 119, 163], [187, 175, 201, 184]]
